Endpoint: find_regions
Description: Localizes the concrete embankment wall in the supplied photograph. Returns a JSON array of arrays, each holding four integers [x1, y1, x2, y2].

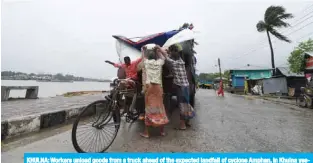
[[1, 106, 89, 140], [1, 93, 106, 141]]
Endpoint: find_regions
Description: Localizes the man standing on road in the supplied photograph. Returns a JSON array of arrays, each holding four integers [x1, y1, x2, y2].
[[156, 44, 195, 130]]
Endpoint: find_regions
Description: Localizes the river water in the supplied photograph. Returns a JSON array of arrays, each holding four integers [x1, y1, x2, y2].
[[1, 80, 111, 98]]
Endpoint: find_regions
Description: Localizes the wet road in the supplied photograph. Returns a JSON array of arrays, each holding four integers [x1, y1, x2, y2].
[[2, 89, 313, 162]]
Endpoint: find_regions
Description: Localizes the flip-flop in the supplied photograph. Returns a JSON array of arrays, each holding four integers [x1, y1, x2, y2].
[[160, 132, 166, 136], [140, 133, 149, 138], [174, 127, 187, 130]]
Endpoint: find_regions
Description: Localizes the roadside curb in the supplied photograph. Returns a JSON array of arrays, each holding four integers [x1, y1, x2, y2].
[[1, 105, 90, 141], [261, 97, 297, 106], [231, 93, 297, 106]]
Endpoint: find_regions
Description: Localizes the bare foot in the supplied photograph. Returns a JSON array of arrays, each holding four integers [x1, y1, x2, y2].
[[139, 114, 145, 120]]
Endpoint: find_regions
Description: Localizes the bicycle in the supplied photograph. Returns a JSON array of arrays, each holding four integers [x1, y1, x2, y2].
[[71, 79, 141, 153]]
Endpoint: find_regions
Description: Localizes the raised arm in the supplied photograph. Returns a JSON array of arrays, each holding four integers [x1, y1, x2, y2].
[[155, 45, 173, 62], [141, 46, 147, 59], [155, 45, 168, 57], [155, 47, 165, 60], [132, 57, 143, 65], [105, 60, 122, 68]]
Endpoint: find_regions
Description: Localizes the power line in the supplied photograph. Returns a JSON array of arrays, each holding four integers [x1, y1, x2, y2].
[[225, 21, 313, 61], [303, 3, 313, 12], [225, 31, 313, 69], [285, 21, 313, 36], [289, 15, 313, 29], [225, 6, 313, 61], [222, 5, 313, 69], [289, 9, 313, 25], [279, 10, 313, 34], [286, 4, 313, 26]]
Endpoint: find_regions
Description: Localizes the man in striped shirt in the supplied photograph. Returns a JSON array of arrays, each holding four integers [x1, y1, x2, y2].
[[156, 44, 195, 130]]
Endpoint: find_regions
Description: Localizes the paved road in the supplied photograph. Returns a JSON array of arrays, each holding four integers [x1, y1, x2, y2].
[[2, 90, 313, 162]]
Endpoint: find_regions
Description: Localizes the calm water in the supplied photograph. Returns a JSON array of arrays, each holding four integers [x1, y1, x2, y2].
[[1, 80, 110, 98]]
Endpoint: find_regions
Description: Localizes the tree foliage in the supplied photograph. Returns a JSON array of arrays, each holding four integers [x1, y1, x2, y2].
[[288, 39, 313, 73], [256, 6, 293, 71], [256, 6, 293, 43], [198, 71, 230, 81], [223, 70, 230, 79]]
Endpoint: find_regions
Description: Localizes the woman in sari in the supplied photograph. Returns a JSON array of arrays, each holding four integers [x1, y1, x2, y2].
[[140, 44, 169, 138], [217, 80, 224, 97]]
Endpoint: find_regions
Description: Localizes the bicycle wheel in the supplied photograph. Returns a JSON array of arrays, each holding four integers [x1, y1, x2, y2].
[[296, 95, 307, 108], [71, 100, 120, 153]]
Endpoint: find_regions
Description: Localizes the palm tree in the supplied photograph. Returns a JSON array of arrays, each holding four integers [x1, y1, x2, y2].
[[256, 6, 293, 74]]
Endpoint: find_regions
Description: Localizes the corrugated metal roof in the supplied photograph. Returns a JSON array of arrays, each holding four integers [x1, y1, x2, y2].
[[276, 67, 304, 77], [305, 52, 313, 56], [230, 65, 272, 71]]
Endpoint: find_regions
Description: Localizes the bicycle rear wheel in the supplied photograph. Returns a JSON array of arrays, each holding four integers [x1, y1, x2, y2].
[[296, 95, 307, 108], [71, 100, 120, 153]]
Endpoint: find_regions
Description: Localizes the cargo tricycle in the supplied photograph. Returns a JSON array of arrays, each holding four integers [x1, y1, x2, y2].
[[71, 25, 198, 153]]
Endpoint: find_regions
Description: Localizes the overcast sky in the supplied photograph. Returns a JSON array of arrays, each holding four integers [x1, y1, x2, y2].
[[2, 0, 313, 79]]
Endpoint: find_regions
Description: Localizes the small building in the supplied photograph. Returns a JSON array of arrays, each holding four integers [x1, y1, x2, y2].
[[229, 66, 272, 93], [263, 67, 306, 96]]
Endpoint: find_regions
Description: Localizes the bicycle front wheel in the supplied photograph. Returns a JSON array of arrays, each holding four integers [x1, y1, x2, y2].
[[71, 100, 120, 153]]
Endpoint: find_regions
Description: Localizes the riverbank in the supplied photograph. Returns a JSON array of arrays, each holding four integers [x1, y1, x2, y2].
[[1, 80, 110, 98], [62, 90, 109, 97]]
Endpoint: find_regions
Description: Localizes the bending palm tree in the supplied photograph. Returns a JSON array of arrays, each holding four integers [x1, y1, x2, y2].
[[256, 6, 293, 74]]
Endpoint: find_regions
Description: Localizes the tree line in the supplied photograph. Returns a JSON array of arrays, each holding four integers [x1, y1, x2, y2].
[[1, 71, 100, 81], [288, 39, 313, 73], [198, 70, 230, 81]]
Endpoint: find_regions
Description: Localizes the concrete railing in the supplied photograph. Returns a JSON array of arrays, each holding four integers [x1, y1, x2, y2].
[[1, 86, 39, 101]]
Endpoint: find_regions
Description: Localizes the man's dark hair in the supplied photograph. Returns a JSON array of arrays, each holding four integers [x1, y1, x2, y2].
[[169, 45, 179, 52], [124, 56, 131, 63], [124, 56, 130, 61]]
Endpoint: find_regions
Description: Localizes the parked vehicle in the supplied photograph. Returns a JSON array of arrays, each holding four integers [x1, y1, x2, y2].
[[297, 52, 313, 109], [297, 82, 313, 109]]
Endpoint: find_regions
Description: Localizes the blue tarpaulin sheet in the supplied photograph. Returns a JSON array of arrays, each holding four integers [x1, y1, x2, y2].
[[113, 30, 180, 51]]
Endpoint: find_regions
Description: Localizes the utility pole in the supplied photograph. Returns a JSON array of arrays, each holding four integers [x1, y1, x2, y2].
[[218, 58, 222, 80]]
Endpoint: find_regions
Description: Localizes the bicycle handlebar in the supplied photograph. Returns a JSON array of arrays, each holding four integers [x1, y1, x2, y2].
[[115, 78, 136, 84]]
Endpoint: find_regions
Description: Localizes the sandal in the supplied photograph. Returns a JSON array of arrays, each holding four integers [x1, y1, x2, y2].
[[140, 133, 149, 138]]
